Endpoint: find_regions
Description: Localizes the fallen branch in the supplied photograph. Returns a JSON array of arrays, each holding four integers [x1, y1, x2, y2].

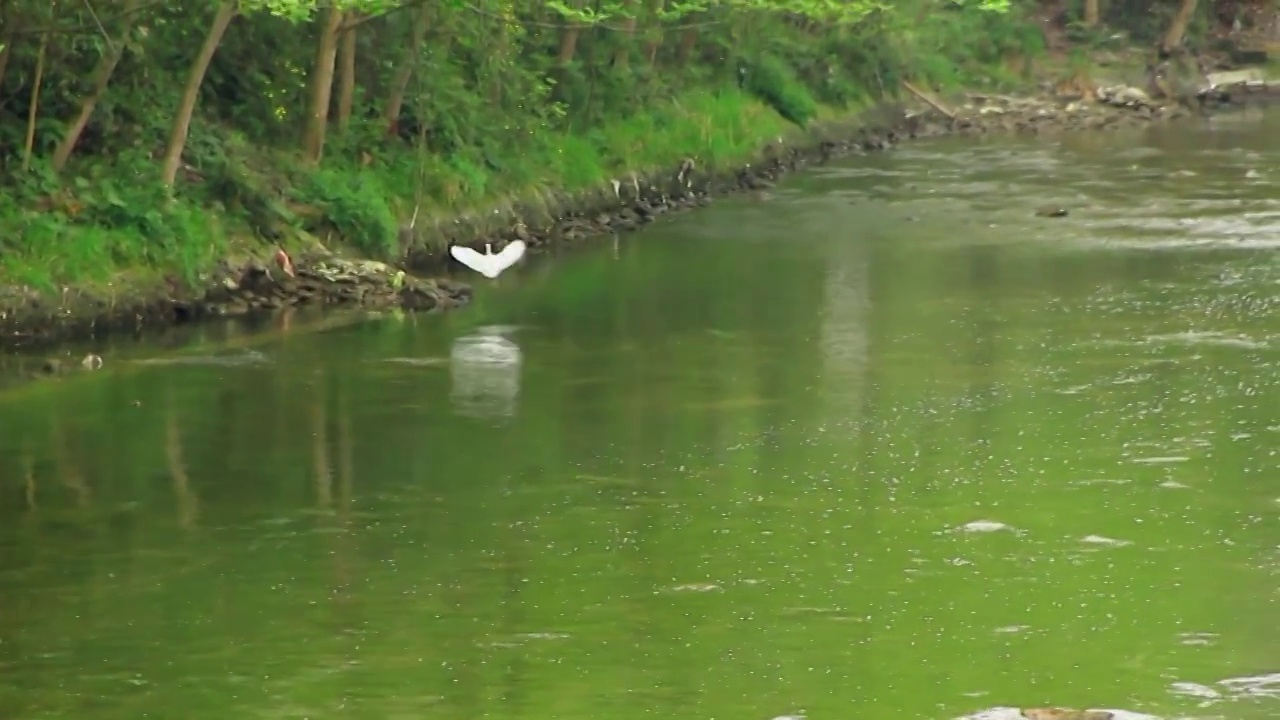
[[902, 80, 956, 119], [965, 92, 1025, 104]]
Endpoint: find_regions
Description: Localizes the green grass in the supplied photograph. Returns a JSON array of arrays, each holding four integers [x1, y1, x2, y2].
[[540, 91, 786, 185], [0, 194, 230, 296], [270, 88, 797, 259], [0, 87, 803, 295]]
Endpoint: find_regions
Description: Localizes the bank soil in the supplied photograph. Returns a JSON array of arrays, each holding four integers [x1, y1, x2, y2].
[[2, 77, 1275, 355]]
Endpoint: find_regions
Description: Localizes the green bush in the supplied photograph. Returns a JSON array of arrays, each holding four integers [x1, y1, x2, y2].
[[293, 166, 399, 259], [0, 151, 226, 292], [741, 54, 819, 128]]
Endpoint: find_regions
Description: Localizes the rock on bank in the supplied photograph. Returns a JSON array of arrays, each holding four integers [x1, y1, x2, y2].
[[0, 251, 470, 351]]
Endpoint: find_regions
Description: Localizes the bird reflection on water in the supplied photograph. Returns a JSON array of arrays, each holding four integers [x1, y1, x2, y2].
[[449, 325, 523, 421]]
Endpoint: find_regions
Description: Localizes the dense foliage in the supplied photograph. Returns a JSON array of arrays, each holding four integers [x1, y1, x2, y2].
[[0, 0, 1240, 289]]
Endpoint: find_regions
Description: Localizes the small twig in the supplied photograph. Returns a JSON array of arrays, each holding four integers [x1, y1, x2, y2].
[[82, 0, 114, 53], [8, 0, 163, 37]]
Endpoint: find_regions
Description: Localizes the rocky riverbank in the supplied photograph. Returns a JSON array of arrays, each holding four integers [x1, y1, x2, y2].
[[400, 76, 1274, 272], [0, 252, 472, 353], [2, 76, 1274, 355]]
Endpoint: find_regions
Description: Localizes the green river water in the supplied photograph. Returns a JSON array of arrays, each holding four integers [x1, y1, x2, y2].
[[1, 109, 1277, 720]]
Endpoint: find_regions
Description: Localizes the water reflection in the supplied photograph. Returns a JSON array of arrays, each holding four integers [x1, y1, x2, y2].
[[449, 325, 523, 420], [0, 112, 1277, 720], [131, 349, 272, 367]]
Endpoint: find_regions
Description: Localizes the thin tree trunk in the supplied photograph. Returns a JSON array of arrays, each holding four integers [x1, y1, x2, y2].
[[612, 8, 636, 69], [488, 3, 509, 103], [642, 0, 664, 66], [644, 35, 661, 65], [303, 7, 345, 163], [1083, 0, 1100, 28], [384, 4, 430, 136], [676, 24, 698, 63], [53, 0, 141, 171], [161, 1, 236, 188], [0, 31, 13, 99], [1161, 0, 1198, 54], [22, 28, 50, 172], [557, 27, 581, 64], [556, 2, 584, 66], [336, 21, 357, 132]]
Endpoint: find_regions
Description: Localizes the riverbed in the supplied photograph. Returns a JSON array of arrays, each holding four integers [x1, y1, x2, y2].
[[0, 108, 1276, 720]]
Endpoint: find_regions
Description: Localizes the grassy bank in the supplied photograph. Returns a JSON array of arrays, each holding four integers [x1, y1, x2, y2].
[[0, 86, 799, 293], [8, 0, 1248, 303]]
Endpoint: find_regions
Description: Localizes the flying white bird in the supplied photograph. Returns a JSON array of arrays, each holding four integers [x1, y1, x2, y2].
[[449, 240, 527, 279]]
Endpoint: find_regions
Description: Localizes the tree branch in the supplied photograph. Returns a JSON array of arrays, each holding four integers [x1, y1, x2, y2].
[[7, 0, 166, 38]]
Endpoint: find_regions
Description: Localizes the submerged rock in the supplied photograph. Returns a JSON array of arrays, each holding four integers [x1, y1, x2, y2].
[[1035, 206, 1070, 218], [1022, 710, 1115, 720], [1218, 672, 1280, 699], [954, 707, 1158, 720], [955, 520, 1015, 533]]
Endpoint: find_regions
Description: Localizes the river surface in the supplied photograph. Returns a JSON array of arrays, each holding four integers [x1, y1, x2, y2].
[[1, 109, 1278, 720]]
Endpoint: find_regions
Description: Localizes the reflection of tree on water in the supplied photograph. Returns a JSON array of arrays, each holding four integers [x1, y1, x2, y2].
[[50, 416, 91, 509], [21, 446, 36, 510], [327, 376, 362, 682], [165, 392, 200, 530], [450, 326, 523, 421], [312, 377, 333, 510], [491, 462, 533, 714], [820, 252, 870, 388]]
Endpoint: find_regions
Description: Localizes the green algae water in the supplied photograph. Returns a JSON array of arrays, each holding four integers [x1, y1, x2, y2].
[[2, 110, 1278, 720]]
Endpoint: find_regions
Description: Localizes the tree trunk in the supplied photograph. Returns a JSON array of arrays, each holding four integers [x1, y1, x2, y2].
[[487, 3, 510, 103], [1083, 0, 1100, 27], [0, 31, 13, 99], [384, 4, 431, 136], [53, 0, 141, 171], [642, 0, 665, 66], [557, 27, 581, 64], [22, 27, 50, 172], [676, 24, 698, 63], [302, 7, 345, 163], [556, 2, 584, 66], [612, 8, 636, 69], [1161, 0, 1198, 54], [161, 1, 236, 188], [336, 21, 357, 133], [644, 35, 661, 66]]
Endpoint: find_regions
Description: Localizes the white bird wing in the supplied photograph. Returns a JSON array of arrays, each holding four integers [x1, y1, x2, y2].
[[451, 241, 525, 279], [491, 240, 527, 273], [450, 245, 498, 278]]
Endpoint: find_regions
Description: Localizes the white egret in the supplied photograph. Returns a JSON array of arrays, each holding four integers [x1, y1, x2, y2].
[[449, 240, 527, 279]]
